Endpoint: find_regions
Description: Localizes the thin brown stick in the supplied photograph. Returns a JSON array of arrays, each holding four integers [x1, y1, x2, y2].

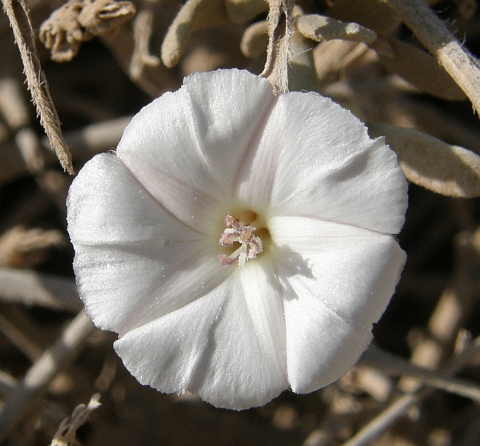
[[1, 0, 74, 173], [387, 0, 480, 116], [0, 311, 95, 442]]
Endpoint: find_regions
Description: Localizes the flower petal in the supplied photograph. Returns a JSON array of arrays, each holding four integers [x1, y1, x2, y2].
[[268, 216, 405, 392], [237, 92, 407, 234], [67, 153, 197, 245], [284, 287, 373, 393], [67, 153, 230, 334], [114, 262, 288, 410], [116, 69, 275, 231], [270, 216, 406, 327], [74, 242, 227, 334]]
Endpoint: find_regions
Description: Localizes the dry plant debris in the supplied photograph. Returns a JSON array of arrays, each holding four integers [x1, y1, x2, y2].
[[0, 0, 479, 444], [2, 0, 74, 174], [40, 0, 136, 62], [0, 226, 64, 268], [50, 393, 101, 446]]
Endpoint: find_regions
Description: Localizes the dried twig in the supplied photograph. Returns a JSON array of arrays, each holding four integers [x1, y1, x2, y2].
[[361, 345, 480, 402], [1, 0, 74, 173], [0, 116, 131, 184], [387, 0, 480, 116], [0, 226, 64, 268], [0, 266, 82, 312], [0, 311, 95, 442], [398, 229, 480, 396], [0, 77, 45, 173], [0, 311, 44, 361], [344, 337, 480, 446]]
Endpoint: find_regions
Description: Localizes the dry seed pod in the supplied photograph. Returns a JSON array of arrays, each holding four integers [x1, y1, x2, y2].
[[372, 36, 467, 101], [241, 20, 268, 58], [368, 122, 480, 198], [161, 0, 229, 68], [296, 14, 377, 45], [326, 0, 401, 34], [226, 0, 268, 24]]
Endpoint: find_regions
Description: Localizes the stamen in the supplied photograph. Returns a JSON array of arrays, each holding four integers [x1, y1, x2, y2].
[[219, 214, 264, 267]]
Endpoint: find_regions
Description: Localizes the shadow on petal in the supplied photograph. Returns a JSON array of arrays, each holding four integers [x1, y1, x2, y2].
[[269, 244, 315, 301]]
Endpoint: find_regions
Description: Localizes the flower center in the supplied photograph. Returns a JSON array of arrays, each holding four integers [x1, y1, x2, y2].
[[218, 212, 266, 267]]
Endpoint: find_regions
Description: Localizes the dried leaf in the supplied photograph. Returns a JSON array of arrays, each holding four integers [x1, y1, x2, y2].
[[40, 0, 136, 62], [371, 36, 467, 101], [368, 122, 480, 198], [241, 20, 268, 58], [296, 14, 376, 45], [130, 10, 160, 81], [161, 0, 228, 68], [313, 39, 368, 87], [288, 27, 319, 92], [225, 0, 268, 24], [78, 0, 136, 36], [39, 0, 84, 62]]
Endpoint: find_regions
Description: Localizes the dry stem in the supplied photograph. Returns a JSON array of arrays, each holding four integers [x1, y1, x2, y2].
[[361, 345, 480, 402], [1, 0, 74, 173], [345, 337, 480, 446], [0, 267, 82, 312], [388, 0, 480, 116], [0, 311, 95, 442], [261, 0, 295, 94]]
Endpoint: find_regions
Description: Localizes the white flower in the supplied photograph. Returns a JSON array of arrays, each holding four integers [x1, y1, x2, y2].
[[67, 69, 407, 410]]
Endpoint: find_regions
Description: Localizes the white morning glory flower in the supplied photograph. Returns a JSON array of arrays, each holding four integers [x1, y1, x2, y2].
[[67, 69, 407, 410]]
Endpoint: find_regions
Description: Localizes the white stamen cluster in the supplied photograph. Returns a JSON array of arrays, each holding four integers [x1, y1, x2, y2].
[[218, 215, 263, 267]]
